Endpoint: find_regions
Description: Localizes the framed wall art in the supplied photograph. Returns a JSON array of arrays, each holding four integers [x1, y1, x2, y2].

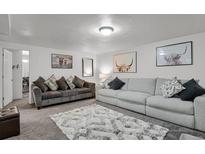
[[113, 52, 137, 73], [51, 53, 73, 69], [156, 41, 193, 67]]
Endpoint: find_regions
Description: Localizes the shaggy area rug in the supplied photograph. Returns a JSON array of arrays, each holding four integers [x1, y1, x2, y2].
[[50, 104, 169, 140]]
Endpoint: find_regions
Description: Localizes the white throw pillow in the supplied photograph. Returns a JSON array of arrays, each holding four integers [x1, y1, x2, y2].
[[160, 77, 185, 98], [66, 79, 76, 89], [67, 75, 74, 82], [44, 74, 58, 91], [102, 76, 113, 89]]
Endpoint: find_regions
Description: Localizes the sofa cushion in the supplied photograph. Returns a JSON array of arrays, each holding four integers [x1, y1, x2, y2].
[[127, 78, 156, 95], [56, 76, 69, 90], [117, 91, 151, 105], [65, 79, 76, 89], [146, 96, 194, 115], [160, 77, 185, 98], [98, 89, 121, 98], [102, 76, 113, 89], [120, 78, 129, 90], [108, 77, 125, 90], [72, 76, 85, 88], [44, 74, 58, 91], [155, 78, 195, 96], [33, 76, 48, 92], [75, 88, 91, 94], [42, 91, 62, 100], [155, 78, 171, 95], [177, 79, 205, 101], [60, 90, 77, 97]]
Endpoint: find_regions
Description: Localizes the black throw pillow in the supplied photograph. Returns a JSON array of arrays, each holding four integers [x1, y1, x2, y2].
[[56, 77, 69, 90], [178, 79, 205, 101], [33, 76, 48, 92], [108, 77, 125, 90]]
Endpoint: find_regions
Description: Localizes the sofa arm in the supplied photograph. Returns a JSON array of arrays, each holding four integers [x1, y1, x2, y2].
[[194, 94, 205, 131], [32, 86, 43, 108], [95, 83, 105, 98], [84, 82, 96, 97], [96, 83, 104, 91]]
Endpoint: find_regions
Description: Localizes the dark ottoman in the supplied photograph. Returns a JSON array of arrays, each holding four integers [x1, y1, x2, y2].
[[0, 106, 20, 139]]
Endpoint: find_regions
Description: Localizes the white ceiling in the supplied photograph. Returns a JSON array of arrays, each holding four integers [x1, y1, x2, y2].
[[1, 14, 205, 54]]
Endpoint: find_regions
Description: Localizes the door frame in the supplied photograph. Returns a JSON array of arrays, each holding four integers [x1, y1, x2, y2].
[[2, 48, 31, 107], [2, 48, 13, 107]]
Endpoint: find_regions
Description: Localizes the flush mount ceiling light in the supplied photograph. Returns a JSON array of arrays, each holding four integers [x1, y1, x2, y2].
[[22, 50, 29, 55], [22, 59, 29, 63], [99, 26, 114, 36]]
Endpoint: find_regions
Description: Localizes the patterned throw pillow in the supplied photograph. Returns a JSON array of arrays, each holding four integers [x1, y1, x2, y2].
[[45, 74, 58, 91], [67, 75, 74, 82], [66, 78, 76, 89], [160, 77, 185, 98]]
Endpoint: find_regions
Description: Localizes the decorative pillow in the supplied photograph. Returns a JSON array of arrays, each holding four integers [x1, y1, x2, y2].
[[66, 78, 76, 89], [67, 75, 74, 82], [72, 76, 85, 88], [33, 76, 48, 92], [102, 76, 113, 89], [44, 74, 58, 91], [160, 77, 185, 98], [108, 77, 125, 90], [56, 77, 69, 90], [177, 79, 205, 101]]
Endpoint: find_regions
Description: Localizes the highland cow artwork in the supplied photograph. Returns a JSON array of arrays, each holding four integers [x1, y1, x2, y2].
[[51, 54, 72, 69], [156, 41, 193, 67], [113, 52, 137, 73]]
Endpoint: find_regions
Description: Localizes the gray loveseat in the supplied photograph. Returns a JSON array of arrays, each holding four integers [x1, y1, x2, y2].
[[32, 81, 95, 109], [96, 78, 205, 132]]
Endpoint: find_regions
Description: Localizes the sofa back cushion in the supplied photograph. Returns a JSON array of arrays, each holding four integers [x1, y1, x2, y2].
[[120, 78, 129, 90], [155, 78, 171, 95], [127, 78, 156, 95]]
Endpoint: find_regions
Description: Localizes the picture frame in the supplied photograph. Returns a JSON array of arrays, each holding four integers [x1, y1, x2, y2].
[[51, 53, 73, 69], [113, 51, 137, 73], [82, 58, 94, 77], [156, 41, 193, 67]]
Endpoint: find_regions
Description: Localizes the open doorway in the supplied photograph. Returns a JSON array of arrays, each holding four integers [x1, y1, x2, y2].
[[2, 48, 30, 107], [22, 50, 30, 98]]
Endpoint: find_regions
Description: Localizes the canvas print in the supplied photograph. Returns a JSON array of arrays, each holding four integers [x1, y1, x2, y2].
[[51, 54, 72, 69], [113, 52, 137, 73], [156, 41, 193, 66]]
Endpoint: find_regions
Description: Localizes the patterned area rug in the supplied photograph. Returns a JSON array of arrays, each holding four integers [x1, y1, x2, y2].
[[50, 104, 169, 140]]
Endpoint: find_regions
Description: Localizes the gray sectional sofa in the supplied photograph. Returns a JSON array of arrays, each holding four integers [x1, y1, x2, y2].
[[32, 81, 95, 109], [96, 78, 205, 132]]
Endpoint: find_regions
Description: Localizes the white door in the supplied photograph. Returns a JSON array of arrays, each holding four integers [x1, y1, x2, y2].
[[3, 49, 13, 106]]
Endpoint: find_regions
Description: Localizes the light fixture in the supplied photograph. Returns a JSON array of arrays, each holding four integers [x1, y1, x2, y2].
[[99, 26, 114, 36], [22, 59, 29, 63], [22, 50, 29, 55]]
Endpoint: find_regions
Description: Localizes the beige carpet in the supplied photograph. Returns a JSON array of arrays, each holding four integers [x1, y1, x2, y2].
[[6, 98, 95, 140], [5, 98, 205, 140]]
